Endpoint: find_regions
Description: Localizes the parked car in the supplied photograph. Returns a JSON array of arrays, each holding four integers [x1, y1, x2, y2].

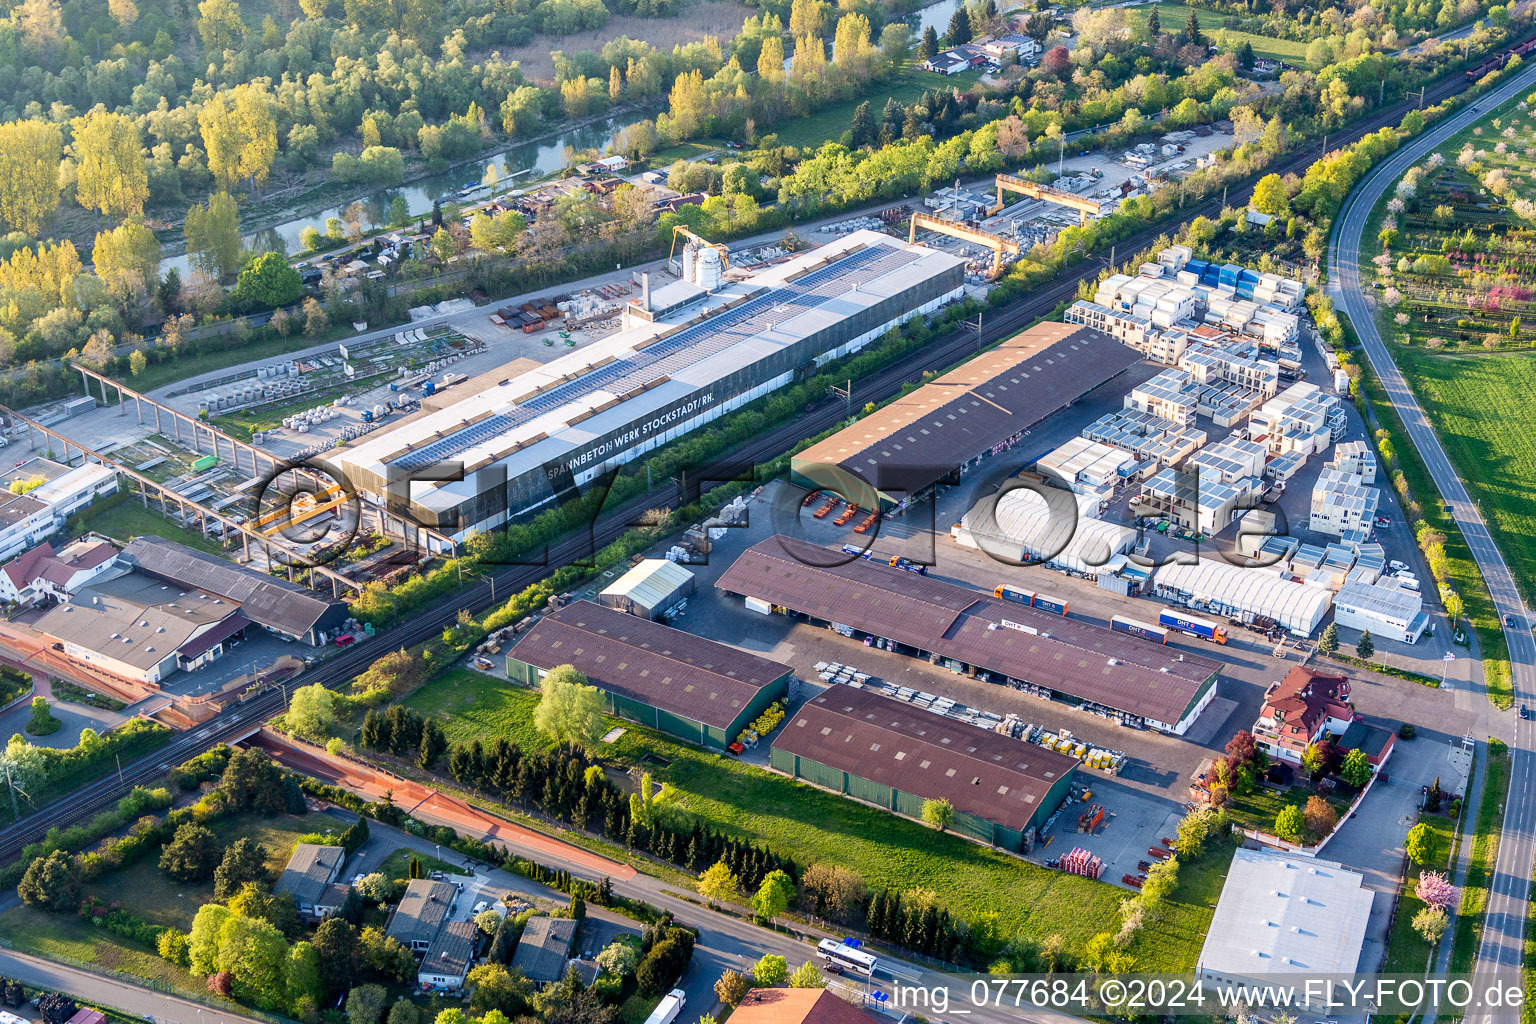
[[473, 900, 489, 914]]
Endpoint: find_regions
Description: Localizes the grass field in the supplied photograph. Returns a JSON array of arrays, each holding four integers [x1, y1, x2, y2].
[[772, 64, 984, 151], [1449, 739, 1509, 973], [1392, 349, 1536, 606], [403, 670, 1217, 970], [1383, 812, 1458, 974], [0, 813, 323, 1003], [1126, 3, 1310, 64], [73, 498, 229, 556]]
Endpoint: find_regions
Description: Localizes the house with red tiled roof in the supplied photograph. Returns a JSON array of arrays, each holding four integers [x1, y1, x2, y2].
[[730, 989, 881, 1024], [1252, 666, 1354, 764], [0, 539, 120, 606]]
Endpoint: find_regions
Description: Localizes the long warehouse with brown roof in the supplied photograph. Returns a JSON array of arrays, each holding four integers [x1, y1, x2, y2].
[[504, 600, 791, 749], [718, 536, 1221, 734], [771, 683, 1077, 849], [791, 321, 1141, 508]]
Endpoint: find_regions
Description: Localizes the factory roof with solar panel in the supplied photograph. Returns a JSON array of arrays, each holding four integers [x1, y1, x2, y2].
[[336, 230, 967, 541]]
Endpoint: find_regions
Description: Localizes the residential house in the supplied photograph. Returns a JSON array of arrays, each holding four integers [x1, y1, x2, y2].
[[511, 916, 577, 986], [274, 843, 347, 922], [1252, 666, 1353, 764], [418, 919, 478, 992], [0, 539, 119, 606], [386, 879, 458, 953]]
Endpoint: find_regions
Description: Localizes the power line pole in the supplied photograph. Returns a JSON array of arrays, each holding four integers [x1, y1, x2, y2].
[[828, 381, 852, 419]]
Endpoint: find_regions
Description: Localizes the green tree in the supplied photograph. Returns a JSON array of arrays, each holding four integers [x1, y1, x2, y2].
[[25, 696, 58, 735], [1251, 173, 1290, 219], [595, 940, 637, 977], [1317, 621, 1339, 654], [921, 797, 955, 832], [1301, 743, 1326, 778], [1183, 8, 1204, 45], [346, 983, 391, 1024], [385, 1001, 419, 1024], [360, 925, 415, 982], [466, 963, 533, 1017], [1412, 906, 1449, 945], [285, 941, 322, 1015], [18, 850, 79, 911], [198, 0, 245, 50], [161, 823, 220, 882], [697, 860, 742, 905], [1146, 6, 1160, 36], [919, 24, 938, 60], [235, 252, 302, 309], [199, 84, 279, 194], [214, 836, 270, 900], [287, 683, 338, 741], [850, 101, 875, 148], [129, 349, 147, 376], [430, 228, 455, 262], [946, 5, 971, 45], [72, 110, 149, 220], [0, 120, 62, 234], [1274, 804, 1304, 842], [533, 664, 605, 747], [1340, 748, 1372, 788], [714, 969, 751, 1007], [1406, 822, 1434, 865], [302, 296, 328, 338], [387, 195, 410, 228], [215, 913, 289, 1009], [787, 961, 826, 988], [228, 882, 302, 939], [752, 953, 788, 986], [1236, 40, 1255, 67], [312, 917, 361, 998], [751, 869, 796, 924], [186, 192, 243, 278], [1357, 630, 1375, 659]]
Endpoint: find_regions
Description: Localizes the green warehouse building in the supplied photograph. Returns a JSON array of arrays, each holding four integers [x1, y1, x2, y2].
[[770, 683, 1078, 850], [504, 600, 791, 750]]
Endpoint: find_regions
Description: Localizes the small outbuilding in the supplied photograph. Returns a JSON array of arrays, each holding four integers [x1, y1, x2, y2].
[[598, 558, 696, 620]]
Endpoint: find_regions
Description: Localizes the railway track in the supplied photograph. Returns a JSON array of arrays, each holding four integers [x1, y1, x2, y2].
[[0, 62, 1491, 864]]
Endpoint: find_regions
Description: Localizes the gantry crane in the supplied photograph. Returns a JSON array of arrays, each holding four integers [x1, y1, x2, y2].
[[908, 212, 1021, 279], [990, 172, 1102, 226]]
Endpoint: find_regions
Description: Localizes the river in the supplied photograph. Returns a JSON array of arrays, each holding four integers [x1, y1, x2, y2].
[[906, 0, 965, 39], [161, 107, 648, 277]]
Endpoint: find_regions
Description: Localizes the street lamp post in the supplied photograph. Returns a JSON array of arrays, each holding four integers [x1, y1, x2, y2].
[[1440, 651, 1456, 687]]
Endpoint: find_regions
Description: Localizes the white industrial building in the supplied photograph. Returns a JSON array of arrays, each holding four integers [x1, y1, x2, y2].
[[1081, 409, 1207, 469], [1248, 382, 1347, 458], [1197, 848, 1373, 1011], [1330, 440, 1378, 485], [1034, 437, 1140, 497], [0, 459, 118, 562], [1334, 579, 1428, 643], [1152, 559, 1333, 635], [336, 231, 966, 546], [956, 488, 1138, 573], [598, 557, 695, 620], [1311, 466, 1380, 540]]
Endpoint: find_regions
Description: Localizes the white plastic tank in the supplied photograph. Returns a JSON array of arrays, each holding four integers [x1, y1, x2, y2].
[[696, 247, 723, 291], [681, 242, 697, 284]]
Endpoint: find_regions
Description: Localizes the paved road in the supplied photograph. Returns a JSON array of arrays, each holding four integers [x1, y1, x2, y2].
[[0, 947, 264, 1024], [1328, 56, 1536, 1019]]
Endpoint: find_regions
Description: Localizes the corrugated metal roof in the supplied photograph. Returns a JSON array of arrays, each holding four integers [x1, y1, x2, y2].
[[717, 537, 1219, 725], [506, 601, 790, 729], [773, 683, 1076, 832], [122, 536, 346, 639], [792, 323, 1141, 498], [1153, 560, 1332, 635]]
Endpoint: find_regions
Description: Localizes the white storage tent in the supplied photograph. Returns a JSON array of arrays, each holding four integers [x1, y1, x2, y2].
[[1151, 559, 1332, 636], [957, 488, 1137, 574]]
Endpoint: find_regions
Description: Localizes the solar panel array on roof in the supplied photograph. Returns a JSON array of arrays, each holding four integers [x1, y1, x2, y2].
[[392, 245, 918, 472], [773, 683, 1076, 832], [717, 536, 1221, 727]]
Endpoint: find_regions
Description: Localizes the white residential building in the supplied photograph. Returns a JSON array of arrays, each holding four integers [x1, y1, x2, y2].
[[0, 539, 120, 606], [0, 460, 118, 562]]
